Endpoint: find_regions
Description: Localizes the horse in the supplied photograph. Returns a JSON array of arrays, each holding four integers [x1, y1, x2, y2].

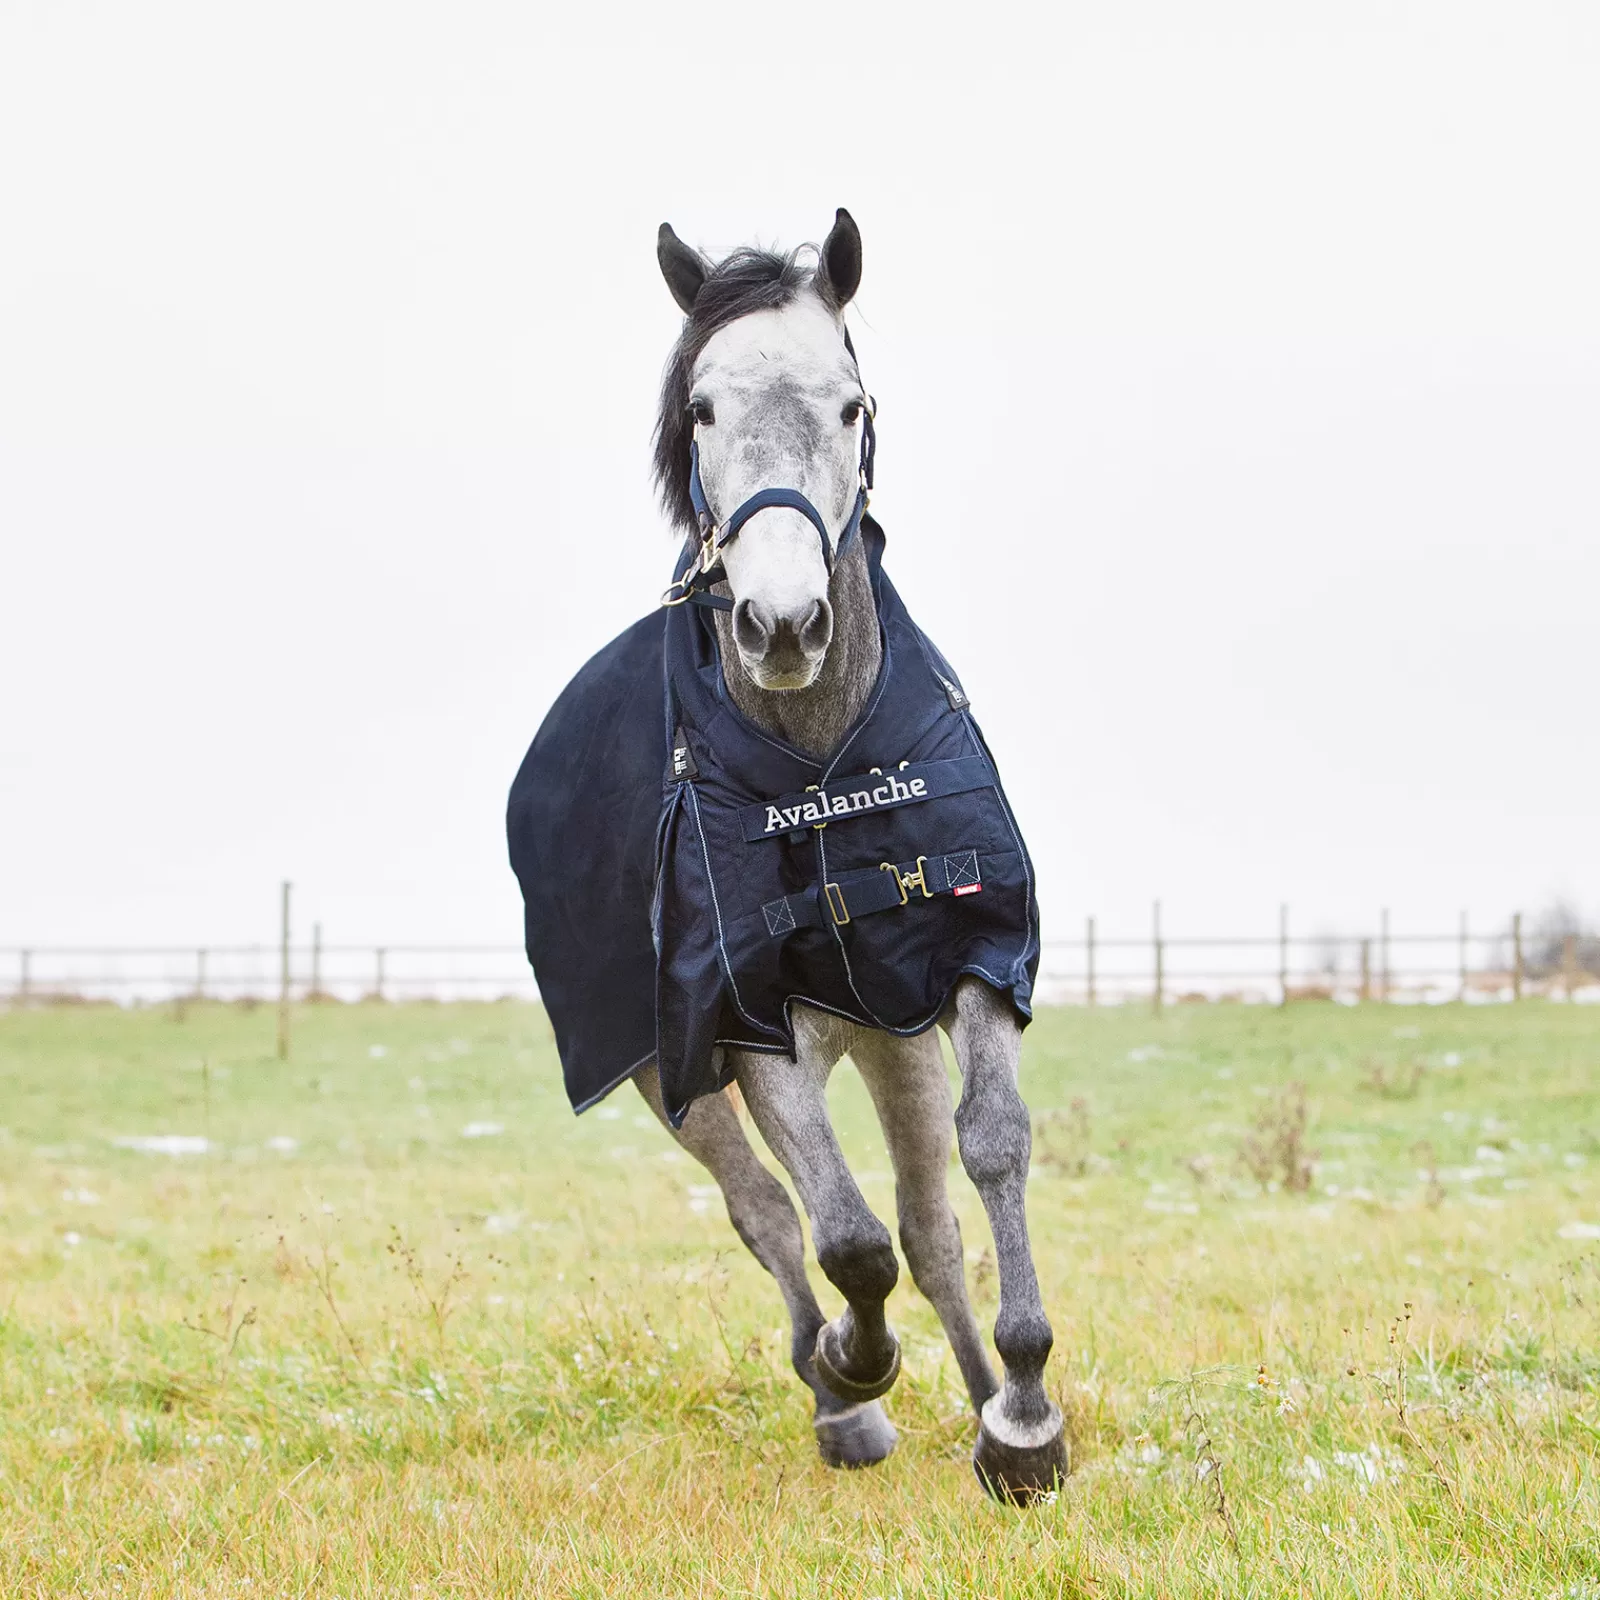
[[507, 210, 1065, 1501]]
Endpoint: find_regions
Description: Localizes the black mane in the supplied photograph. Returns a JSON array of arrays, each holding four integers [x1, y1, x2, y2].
[[652, 244, 830, 534]]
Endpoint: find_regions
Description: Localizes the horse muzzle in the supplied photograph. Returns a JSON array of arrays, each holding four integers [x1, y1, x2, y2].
[[733, 595, 833, 690]]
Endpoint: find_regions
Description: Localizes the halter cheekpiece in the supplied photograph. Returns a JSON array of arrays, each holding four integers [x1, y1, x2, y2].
[[661, 404, 878, 611]]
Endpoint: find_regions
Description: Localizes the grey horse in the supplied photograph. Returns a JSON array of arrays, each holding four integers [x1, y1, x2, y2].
[[519, 211, 1065, 1502]]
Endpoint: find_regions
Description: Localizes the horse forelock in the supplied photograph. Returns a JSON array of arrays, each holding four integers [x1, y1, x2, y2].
[[652, 243, 853, 534]]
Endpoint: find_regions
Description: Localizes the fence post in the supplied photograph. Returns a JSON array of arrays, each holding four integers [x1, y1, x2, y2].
[[1458, 911, 1468, 1003], [277, 881, 292, 1061], [1152, 900, 1164, 1016], [1564, 933, 1579, 1001], [1359, 939, 1371, 1003], [1278, 903, 1289, 1007], [1512, 912, 1523, 1001], [375, 947, 386, 1002], [1380, 907, 1391, 1002], [19, 949, 30, 1005], [1086, 916, 1096, 1009], [312, 922, 323, 1001], [196, 948, 206, 1000]]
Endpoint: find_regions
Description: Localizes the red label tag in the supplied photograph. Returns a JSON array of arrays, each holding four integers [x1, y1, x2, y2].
[[952, 883, 983, 897]]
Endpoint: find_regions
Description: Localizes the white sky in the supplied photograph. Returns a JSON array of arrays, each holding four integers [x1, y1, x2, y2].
[[2, 0, 1596, 955]]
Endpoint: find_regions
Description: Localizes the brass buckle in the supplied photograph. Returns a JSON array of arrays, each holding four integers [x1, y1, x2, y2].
[[700, 527, 725, 573], [823, 882, 850, 926], [661, 529, 723, 607], [879, 855, 931, 905], [805, 784, 827, 830]]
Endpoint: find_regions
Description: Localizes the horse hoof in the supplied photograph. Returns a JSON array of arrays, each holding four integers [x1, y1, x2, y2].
[[814, 1401, 898, 1469], [972, 1395, 1067, 1505], [812, 1320, 901, 1403]]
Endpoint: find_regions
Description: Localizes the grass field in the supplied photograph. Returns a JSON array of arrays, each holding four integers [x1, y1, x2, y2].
[[3, 998, 1600, 1597]]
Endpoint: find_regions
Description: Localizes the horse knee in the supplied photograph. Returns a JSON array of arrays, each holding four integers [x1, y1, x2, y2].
[[817, 1223, 899, 1306], [954, 1084, 1031, 1187]]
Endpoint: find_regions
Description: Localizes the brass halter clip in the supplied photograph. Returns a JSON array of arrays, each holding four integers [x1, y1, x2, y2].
[[660, 524, 724, 607]]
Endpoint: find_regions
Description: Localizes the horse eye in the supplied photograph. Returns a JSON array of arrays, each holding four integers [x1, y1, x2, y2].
[[841, 400, 863, 425], [690, 398, 715, 426]]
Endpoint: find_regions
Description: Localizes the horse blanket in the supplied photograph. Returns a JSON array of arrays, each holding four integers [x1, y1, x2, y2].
[[507, 519, 1040, 1125]]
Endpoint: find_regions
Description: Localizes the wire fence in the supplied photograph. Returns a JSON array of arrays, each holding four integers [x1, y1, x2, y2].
[[4, 906, 1596, 1009]]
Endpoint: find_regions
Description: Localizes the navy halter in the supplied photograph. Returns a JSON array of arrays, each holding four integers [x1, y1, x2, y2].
[[662, 405, 877, 612]]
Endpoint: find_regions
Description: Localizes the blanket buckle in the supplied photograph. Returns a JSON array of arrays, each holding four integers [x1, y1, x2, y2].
[[806, 784, 827, 829], [823, 882, 851, 926], [879, 855, 931, 906]]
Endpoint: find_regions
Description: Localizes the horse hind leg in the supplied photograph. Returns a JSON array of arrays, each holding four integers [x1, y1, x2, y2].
[[630, 1062, 897, 1470], [849, 1027, 1001, 1418]]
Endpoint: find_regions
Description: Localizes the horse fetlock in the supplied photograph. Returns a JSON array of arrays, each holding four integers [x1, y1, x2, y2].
[[813, 1316, 902, 1403], [993, 1304, 1054, 1376], [814, 1401, 898, 1469], [973, 1391, 1067, 1506]]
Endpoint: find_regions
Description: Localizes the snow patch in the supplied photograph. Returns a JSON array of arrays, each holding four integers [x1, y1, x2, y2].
[[112, 1135, 210, 1156]]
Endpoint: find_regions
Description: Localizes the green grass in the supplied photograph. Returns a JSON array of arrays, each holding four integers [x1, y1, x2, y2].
[[3, 998, 1600, 1597]]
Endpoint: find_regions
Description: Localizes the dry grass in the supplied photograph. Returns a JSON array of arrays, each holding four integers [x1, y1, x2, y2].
[[3, 999, 1600, 1596]]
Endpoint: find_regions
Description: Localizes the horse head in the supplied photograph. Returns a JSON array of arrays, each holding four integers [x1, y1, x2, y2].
[[653, 211, 868, 692]]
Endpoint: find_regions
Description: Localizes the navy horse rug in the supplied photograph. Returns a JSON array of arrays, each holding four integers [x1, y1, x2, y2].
[[507, 518, 1040, 1126]]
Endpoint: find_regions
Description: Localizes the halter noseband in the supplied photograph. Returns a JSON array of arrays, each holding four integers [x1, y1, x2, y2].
[[661, 403, 877, 612]]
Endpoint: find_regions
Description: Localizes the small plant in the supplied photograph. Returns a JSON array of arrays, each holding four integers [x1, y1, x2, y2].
[[1411, 1139, 1446, 1207], [1377, 1303, 1461, 1508], [309, 1232, 369, 1374], [1238, 1081, 1317, 1191], [1035, 1097, 1092, 1176], [971, 1245, 997, 1302], [1183, 1392, 1241, 1556], [1359, 1056, 1424, 1098], [179, 1275, 257, 1370], [389, 1226, 469, 1347]]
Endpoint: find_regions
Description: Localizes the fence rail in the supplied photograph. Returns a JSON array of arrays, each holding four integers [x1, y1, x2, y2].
[[3, 907, 1596, 1010]]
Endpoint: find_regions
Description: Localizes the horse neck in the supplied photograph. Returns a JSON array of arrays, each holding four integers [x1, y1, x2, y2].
[[714, 542, 881, 760]]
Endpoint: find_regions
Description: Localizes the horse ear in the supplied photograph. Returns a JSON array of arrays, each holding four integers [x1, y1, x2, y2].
[[817, 208, 862, 309], [657, 223, 709, 315]]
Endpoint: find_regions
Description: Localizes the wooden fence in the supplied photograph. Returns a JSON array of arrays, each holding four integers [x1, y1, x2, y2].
[[4, 904, 1595, 1013]]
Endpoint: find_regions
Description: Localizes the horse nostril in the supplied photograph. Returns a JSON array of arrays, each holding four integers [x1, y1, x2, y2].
[[732, 599, 774, 657], [799, 599, 833, 656]]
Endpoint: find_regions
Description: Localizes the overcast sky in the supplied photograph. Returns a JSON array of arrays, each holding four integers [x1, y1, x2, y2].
[[1, 0, 1596, 958]]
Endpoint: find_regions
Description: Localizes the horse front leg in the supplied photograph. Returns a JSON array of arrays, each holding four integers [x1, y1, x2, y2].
[[733, 1034, 904, 1412], [632, 1062, 896, 1469], [942, 978, 1067, 1503]]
